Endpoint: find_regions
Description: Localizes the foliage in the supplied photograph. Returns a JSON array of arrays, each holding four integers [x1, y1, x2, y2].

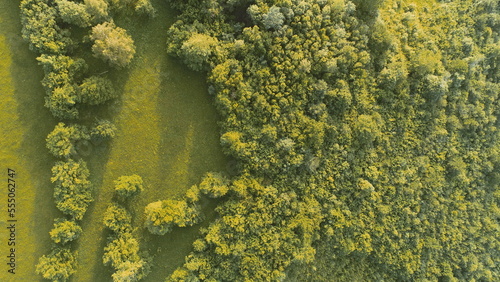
[[20, 0, 72, 54], [198, 172, 230, 198], [103, 203, 133, 234], [90, 119, 117, 144], [114, 174, 144, 199], [51, 159, 93, 220], [46, 122, 90, 158], [144, 199, 201, 235], [135, 0, 156, 17], [78, 76, 116, 105], [49, 218, 83, 245], [35, 248, 77, 282], [90, 21, 136, 68], [103, 233, 150, 282], [164, 0, 500, 280], [84, 0, 110, 24], [55, 0, 92, 27]]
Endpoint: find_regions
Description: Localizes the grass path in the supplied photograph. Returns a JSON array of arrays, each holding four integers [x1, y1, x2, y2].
[[73, 2, 227, 281], [0, 1, 58, 281]]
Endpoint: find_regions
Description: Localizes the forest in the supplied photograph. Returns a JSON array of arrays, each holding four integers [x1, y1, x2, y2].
[[9, 0, 500, 281]]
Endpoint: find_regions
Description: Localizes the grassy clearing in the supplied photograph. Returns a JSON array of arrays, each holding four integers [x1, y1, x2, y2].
[[73, 2, 227, 281], [0, 1, 58, 281]]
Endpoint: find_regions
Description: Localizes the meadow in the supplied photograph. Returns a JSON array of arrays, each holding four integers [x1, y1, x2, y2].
[[1, 1, 226, 281]]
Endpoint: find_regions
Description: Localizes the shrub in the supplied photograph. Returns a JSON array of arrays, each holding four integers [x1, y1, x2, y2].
[[46, 122, 90, 158], [114, 175, 144, 199], [90, 21, 136, 68], [103, 203, 132, 234], [144, 200, 201, 235], [49, 218, 83, 245], [78, 76, 116, 105], [36, 248, 77, 281], [51, 159, 93, 220]]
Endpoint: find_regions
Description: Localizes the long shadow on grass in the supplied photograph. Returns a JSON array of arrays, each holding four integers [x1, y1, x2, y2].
[[2, 2, 59, 280]]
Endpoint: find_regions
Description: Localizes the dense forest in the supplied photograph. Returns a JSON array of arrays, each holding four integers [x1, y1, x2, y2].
[[17, 0, 500, 281]]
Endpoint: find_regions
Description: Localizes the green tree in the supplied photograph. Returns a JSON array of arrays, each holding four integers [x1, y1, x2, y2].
[[36, 248, 77, 281], [78, 76, 116, 105], [103, 203, 132, 234], [90, 21, 136, 68], [51, 159, 93, 220], [114, 175, 144, 199], [46, 122, 90, 158], [199, 172, 230, 198], [84, 0, 109, 23], [144, 199, 201, 235], [180, 33, 218, 71], [49, 218, 83, 245], [262, 6, 285, 30], [103, 233, 150, 281], [55, 0, 92, 27], [90, 119, 117, 144]]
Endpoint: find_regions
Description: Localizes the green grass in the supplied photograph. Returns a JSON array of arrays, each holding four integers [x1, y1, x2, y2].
[[73, 2, 227, 281], [0, 1, 59, 281]]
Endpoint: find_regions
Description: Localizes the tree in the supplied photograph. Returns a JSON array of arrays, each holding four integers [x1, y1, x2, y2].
[[90, 21, 136, 68], [36, 248, 77, 281], [78, 76, 116, 105], [84, 0, 109, 23], [51, 159, 93, 220], [199, 172, 230, 198], [103, 203, 132, 234], [180, 33, 218, 71], [90, 119, 117, 144], [46, 122, 90, 158], [262, 6, 285, 30], [55, 0, 92, 27], [114, 175, 144, 199], [135, 0, 156, 17], [144, 200, 201, 235], [103, 233, 150, 281], [49, 218, 83, 245]]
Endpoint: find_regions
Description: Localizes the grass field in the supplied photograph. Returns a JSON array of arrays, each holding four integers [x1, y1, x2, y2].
[[0, 1, 59, 281], [73, 2, 227, 281]]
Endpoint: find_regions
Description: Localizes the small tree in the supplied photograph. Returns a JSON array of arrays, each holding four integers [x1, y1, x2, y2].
[[46, 122, 90, 158], [56, 0, 92, 27], [114, 175, 144, 199], [36, 248, 77, 281], [78, 76, 116, 105], [84, 0, 109, 23], [180, 33, 218, 71], [103, 203, 132, 234], [199, 172, 230, 198], [135, 0, 156, 17], [144, 200, 201, 235], [262, 6, 285, 30], [90, 119, 117, 144], [51, 159, 93, 220], [90, 21, 136, 68], [49, 218, 83, 244]]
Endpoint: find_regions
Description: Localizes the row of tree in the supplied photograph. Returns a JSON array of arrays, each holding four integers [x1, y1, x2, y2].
[[19, 1, 144, 280], [102, 175, 150, 281]]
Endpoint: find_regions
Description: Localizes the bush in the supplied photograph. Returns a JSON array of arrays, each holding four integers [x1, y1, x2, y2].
[[199, 172, 230, 198], [103, 233, 150, 281], [144, 200, 201, 235], [90, 21, 136, 68], [49, 218, 83, 245], [56, 0, 92, 27], [78, 76, 116, 105], [90, 119, 117, 144], [114, 175, 144, 199], [46, 122, 90, 158], [36, 248, 77, 281], [51, 159, 93, 220], [103, 203, 132, 234]]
